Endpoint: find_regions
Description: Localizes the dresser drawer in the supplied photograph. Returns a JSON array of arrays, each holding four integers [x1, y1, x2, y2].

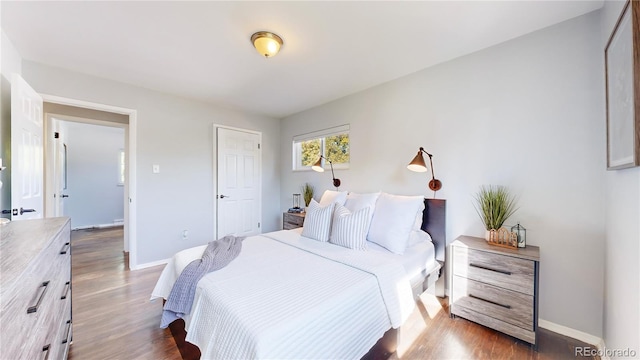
[[452, 275, 533, 330], [451, 304, 536, 345], [51, 302, 73, 360], [453, 246, 535, 295], [0, 222, 71, 358], [0, 260, 61, 357]]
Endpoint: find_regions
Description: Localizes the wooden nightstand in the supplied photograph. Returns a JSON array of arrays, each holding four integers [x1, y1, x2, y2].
[[283, 212, 305, 230], [450, 235, 540, 347]]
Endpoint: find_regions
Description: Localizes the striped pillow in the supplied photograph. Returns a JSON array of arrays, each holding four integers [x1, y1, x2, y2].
[[301, 199, 335, 242], [329, 203, 370, 250]]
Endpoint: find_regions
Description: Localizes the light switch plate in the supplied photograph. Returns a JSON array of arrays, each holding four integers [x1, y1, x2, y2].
[[152, 164, 160, 173]]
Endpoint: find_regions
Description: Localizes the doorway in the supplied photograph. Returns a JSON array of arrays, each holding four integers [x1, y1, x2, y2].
[[42, 95, 138, 269], [51, 119, 125, 230]]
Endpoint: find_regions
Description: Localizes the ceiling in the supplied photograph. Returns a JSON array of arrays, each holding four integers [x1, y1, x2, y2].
[[1, 1, 603, 119]]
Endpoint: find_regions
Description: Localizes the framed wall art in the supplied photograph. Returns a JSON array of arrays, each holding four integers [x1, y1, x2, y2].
[[605, 0, 640, 170]]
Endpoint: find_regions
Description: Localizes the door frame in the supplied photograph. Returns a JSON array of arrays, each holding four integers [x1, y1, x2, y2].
[[41, 94, 139, 269], [212, 124, 262, 239]]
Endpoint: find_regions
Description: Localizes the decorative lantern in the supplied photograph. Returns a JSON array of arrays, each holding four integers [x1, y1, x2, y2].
[[511, 223, 527, 248], [292, 194, 302, 210]]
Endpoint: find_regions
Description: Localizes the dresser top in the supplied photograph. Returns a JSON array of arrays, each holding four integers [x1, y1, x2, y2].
[[452, 235, 540, 262], [0, 217, 70, 288]]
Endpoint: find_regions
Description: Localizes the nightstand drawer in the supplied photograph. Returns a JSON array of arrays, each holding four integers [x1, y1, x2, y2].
[[453, 246, 535, 295], [450, 304, 536, 345], [283, 212, 305, 230], [452, 275, 533, 330]]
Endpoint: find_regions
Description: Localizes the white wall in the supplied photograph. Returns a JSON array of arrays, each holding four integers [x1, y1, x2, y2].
[[0, 30, 22, 216], [21, 61, 282, 266], [601, 0, 640, 356], [280, 12, 605, 337], [63, 121, 125, 228]]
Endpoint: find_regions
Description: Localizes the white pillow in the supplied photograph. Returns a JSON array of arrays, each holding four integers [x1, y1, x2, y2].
[[412, 210, 424, 231], [319, 190, 348, 207], [367, 193, 425, 255], [301, 199, 335, 242], [407, 229, 433, 247], [344, 192, 380, 229], [330, 204, 370, 250]]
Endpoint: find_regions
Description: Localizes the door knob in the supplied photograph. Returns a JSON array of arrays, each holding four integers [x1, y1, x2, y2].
[[61, 194, 69, 198], [20, 208, 36, 215], [218, 194, 230, 199]]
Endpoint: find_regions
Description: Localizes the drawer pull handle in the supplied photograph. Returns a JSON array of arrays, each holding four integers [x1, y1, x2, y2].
[[27, 281, 50, 314], [60, 242, 70, 254], [61, 281, 71, 300], [62, 320, 72, 344], [42, 344, 51, 360], [469, 263, 512, 275], [469, 293, 511, 309]]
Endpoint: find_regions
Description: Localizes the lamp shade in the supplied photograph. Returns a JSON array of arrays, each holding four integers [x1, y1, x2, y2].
[[407, 151, 428, 172], [311, 157, 324, 172], [251, 31, 283, 58]]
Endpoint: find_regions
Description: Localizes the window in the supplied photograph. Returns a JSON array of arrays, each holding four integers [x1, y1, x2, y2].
[[293, 125, 350, 171], [118, 149, 125, 185]]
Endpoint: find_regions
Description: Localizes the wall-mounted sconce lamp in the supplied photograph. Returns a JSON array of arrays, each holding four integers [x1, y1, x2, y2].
[[312, 155, 341, 189], [407, 147, 442, 192]]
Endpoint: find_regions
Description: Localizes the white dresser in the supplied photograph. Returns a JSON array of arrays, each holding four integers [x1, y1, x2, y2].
[[0, 217, 72, 359]]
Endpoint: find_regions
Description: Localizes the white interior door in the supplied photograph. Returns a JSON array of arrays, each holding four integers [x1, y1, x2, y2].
[[216, 127, 261, 238], [11, 74, 44, 220]]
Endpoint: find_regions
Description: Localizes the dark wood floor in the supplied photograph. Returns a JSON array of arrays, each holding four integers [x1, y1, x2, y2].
[[69, 227, 597, 360], [68, 226, 181, 360]]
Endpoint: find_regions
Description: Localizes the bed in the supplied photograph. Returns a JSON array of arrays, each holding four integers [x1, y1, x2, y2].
[[151, 194, 446, 360]]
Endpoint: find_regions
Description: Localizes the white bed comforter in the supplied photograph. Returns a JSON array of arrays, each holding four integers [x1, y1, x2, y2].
[[151, 230, 415, 360]]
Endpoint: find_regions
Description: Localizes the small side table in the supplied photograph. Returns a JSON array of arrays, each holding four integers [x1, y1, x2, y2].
[[450, 235, 540, 347], [283, 212, 305, 230]]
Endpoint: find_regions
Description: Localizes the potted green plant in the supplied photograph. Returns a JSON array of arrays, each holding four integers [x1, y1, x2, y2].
[[302, 183, 314, 210], [473, 185, 518, 241]]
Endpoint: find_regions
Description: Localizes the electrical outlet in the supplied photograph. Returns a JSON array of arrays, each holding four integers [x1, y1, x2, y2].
[[153, 164, 160, 173], [182, 230, 188, 240]]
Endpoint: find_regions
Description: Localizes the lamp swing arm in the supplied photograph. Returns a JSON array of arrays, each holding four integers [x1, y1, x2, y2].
[[319, 155, 336, 179], [418, 147, 437, 181], [312, 153, 342, 189]]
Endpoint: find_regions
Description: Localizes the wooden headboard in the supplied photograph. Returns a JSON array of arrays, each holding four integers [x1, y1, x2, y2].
[[421, 198, 446, 264]]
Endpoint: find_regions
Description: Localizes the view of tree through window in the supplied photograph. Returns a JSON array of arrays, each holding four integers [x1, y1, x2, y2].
[[300, 139, 321, 166], [325, 134, 349, 164]]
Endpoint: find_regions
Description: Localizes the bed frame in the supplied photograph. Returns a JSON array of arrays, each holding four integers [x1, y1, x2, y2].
[[168, 198, 447, 360]]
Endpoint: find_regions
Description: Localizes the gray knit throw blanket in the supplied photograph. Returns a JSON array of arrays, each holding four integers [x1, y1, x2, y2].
[[160, 235, 245, 328]]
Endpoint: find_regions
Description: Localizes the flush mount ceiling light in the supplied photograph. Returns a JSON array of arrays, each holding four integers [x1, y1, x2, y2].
[[251, 31, 283, 58]]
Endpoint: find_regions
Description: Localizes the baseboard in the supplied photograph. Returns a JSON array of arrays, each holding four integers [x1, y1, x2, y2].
[[596, 338, 610, 360], [132, 258, 170, 270], [72, 223, 124, 230], [538, 319, 602, 347]]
